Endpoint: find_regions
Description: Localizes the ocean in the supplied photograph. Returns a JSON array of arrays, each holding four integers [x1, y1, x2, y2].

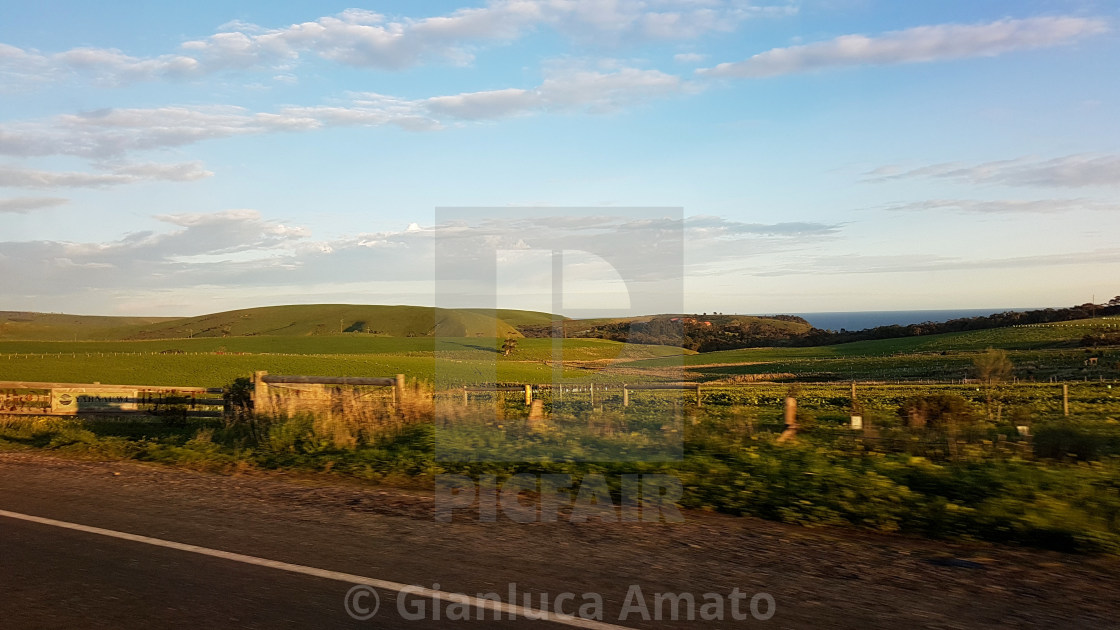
[[777, 308, 1039, 332]]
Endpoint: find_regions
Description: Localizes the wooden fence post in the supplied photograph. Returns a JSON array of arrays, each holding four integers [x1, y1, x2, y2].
[[524, 384, 533, 406], [778, 396, 798, 443], [462, 387, 468, 406], [395, 374, 405, 405], [589, 382, 595, 407], [623, 385, 630, 407], [253, 371, 271, 415], [1063, 383, 1069, 416], [696, 384, 702, 407]]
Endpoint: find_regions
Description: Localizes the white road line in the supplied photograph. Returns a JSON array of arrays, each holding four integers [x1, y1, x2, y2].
[[0, 508, 634, 630]]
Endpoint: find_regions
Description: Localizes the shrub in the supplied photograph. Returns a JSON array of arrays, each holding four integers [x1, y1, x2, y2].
[[897, 394, 976, 430], [1081, 332, 1120, 347], [1032, 420, 1120, 460]]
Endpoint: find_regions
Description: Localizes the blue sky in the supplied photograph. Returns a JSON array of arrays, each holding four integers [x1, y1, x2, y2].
[[1, 1, 1117, 316]]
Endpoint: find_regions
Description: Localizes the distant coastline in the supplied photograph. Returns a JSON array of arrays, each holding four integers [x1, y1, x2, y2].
[[782, 308, 1040, 332]]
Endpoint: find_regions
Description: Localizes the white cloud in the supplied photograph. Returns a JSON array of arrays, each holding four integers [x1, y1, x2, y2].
[[426, 88, 541, 120], [180, 2, 781, 70], [698, 16, 1108, 78], [870, 154, 1120, 188], [0, 101, 437, 160], [0, 209, 439, 307], [108, 161, 214, 182], [673, 52, 707, 63], [0, 210, 314, 293], [426, 65, 693, 118], [0, 44, 203, 88], [0, 161, 211, 189], [0, 209, 842, 312], [0, 106, 282, 158], [0, 66, 688, 162], [1, 2, 793, 87], [686, 214, 838, 235], [53, 48, 202, 84], [0, 196, 68, 213], [882, 198, 1120, 213], [759, 248, 1120, 276]]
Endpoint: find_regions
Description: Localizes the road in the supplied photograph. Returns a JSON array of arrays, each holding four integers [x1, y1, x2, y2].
[[0, 451, 1117, 629]]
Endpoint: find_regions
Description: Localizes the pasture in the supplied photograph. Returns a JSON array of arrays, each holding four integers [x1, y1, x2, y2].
[[0, 337, 686, 387], [0, 318, 1116, 387]]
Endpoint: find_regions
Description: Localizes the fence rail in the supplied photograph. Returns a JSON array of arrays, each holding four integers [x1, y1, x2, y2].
[[261, 375, 396, 387], [0, 380, 223, 416]]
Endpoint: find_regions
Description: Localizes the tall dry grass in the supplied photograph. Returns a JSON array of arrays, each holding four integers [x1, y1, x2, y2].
[[0, 414, 72, 431], [255, 381, 434, 449]]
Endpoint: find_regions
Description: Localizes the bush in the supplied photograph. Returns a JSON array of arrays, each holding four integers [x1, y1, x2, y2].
[[1032, 420, 1120, 460], [897, 394, 976, 430], [1081, 332, 1120, 347], [223, 377, 254, 416]]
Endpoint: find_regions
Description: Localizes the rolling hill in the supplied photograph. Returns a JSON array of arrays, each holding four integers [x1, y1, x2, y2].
[[0, 305, 550, 341], [0, 311, 177, 341]]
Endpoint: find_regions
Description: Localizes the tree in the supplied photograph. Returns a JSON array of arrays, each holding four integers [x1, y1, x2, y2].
[[973, 347, 1013, 384], [501, 336, 519, 356], [973, 348, 1013, 421], [1109, 296, 1120, 307]]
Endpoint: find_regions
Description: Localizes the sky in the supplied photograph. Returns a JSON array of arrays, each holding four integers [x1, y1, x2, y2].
[[0, 0, 1118, 317]]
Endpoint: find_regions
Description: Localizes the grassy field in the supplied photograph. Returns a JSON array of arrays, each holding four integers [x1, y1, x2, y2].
[[0, 337, 687, 387], [628, 317, 1119, 365], [0, 318, 1116, 387], [612, 318, 1120, 382]]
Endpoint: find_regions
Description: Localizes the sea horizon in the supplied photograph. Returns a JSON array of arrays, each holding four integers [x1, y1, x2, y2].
[[769, 308, 1044, 332]]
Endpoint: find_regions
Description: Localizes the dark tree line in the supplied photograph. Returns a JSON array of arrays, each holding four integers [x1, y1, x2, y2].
[[795, 301, 1120, 347]]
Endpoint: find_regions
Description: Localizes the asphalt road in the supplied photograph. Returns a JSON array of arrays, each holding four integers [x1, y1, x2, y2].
[[1, 452, 1118, 629]]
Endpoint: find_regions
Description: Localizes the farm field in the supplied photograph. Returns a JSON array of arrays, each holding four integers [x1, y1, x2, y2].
[[630, 317, 1120, 365], [0, 318, 1116, 387], [618, 318, 1120, 382], [0, 337, 686, 387], [0, 335, 689, 359], [659, 348, 1118, 382]]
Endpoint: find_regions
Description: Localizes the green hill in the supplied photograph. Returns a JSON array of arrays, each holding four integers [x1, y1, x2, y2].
[[0, 311, 176, 341], [0, 305, 554, 341], [463, 309, 564, 327]]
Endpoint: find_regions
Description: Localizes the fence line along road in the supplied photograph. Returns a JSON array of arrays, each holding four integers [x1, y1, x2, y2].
[[458, 382, 706, 407]]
